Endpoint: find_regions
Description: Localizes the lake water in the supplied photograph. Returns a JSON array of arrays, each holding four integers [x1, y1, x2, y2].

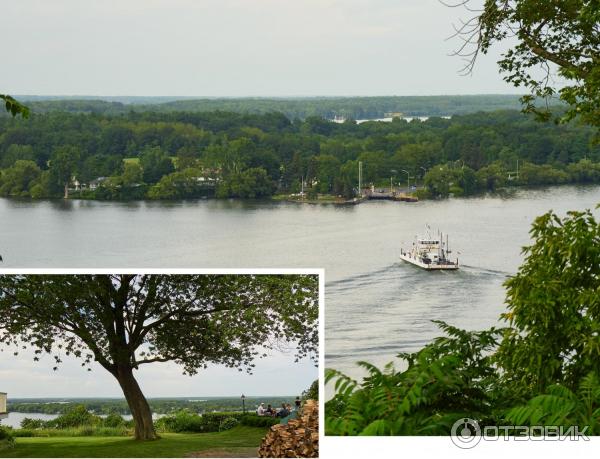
[[2, 186, 600, 381], [1, 412, 59, 429]]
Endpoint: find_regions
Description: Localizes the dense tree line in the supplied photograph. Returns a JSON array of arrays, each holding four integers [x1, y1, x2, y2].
[[13, 94, 533, 119], [7, 397, 293, 416], [0, 109, 598, 201]]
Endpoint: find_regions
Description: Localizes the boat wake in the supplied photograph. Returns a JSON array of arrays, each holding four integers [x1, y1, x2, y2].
[[327, 262, 511, 294], [325, 263, 401, 289], [459, 264, 513, 277]]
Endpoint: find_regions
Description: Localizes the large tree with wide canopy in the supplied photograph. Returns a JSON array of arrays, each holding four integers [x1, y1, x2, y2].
[[0, 274, 318, 440]]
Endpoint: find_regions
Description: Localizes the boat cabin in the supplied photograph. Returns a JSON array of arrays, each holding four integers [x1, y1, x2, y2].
[[417, 239, 440, 247]]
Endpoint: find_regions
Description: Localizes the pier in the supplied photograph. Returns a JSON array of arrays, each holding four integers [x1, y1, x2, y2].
[[362, 187, 418, 202]]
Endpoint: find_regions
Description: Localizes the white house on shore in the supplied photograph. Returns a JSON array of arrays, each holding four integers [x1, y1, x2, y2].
[[0, 392, 7, 422]]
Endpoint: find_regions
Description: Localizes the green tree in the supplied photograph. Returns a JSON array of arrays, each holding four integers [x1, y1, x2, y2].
[[49, 146, 81, 198], [423, 165, 455, 197], [121, 162, 144, 186], [139, 146, 174, 184], [336, 160, 358, 199], [0, 274, 318, 440], [476, 162, 508, 190], [79, 154, 123, 183], [313, 155, 341, 194], [0, 144, 35, 169], [452, 0, 600, 130], [0, 160, 41, 197], [147, 168, 212, 200], [217, 167, 275, 199], [496, 209, 600, 395]]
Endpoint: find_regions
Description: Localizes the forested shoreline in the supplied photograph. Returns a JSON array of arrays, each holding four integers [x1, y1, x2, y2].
[[15, 94, 533, 119], [1, 107, 598, 201], [7, 398, 293, 416]]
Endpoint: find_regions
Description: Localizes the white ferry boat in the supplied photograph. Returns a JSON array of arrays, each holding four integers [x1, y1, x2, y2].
[[400, 229, 459, 270]]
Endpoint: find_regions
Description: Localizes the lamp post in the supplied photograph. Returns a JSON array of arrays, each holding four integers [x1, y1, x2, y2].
[[401, 169, 410, 192], [241, 394, 246, 414], [419, 166, 427, 187]]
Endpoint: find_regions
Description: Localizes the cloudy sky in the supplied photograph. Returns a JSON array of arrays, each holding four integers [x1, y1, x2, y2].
[[2, 342, 316, 398], [1, 0, 519, 97]]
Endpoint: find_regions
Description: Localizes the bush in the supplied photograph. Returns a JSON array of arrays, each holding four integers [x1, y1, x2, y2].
[[219, 417, 239, 431], [0, 427, 15, 450], [103, 413, 126, 428], [155, 410, 204, 433], [200, 412, 244, 432], [48, 405, 100, 429], [240, 414, 280, 428], [303, 379, 318, 401], [12, 429, 35, 438], [20, 418, 47, 429], [155, 410, 246, 433]]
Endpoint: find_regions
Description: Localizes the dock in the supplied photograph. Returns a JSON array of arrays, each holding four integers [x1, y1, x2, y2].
[[362, 187, 418, 202]]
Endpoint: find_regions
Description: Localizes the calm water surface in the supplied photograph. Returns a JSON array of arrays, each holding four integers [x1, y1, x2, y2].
[[1, 412, 59, 429], [2, 186, 600, 380]]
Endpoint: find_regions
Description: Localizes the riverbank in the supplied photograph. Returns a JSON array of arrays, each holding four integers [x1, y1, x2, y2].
[[2, 185, 599, 270]]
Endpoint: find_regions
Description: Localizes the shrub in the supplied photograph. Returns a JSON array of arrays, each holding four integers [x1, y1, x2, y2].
[[155, 410, 246, 433], [20, 418, 47, 429], [12, 429, 34, 438], [155, 410, 204, 433], [219, 417, 240, 431], [303, 379, 318, 401], [200, 412, 244, 432], [0, 427, 15, 450], [240, 414, 280, 428], [48, 405, 99, 429], [103, 413, 126, 428]]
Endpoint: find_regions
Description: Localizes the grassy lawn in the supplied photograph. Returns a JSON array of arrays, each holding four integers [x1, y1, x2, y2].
[[0, 426, 267, 458]]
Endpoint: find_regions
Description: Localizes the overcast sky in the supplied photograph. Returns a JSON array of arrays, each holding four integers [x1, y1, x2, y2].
[[1, 0, 519, 97], [2, 343, 317, 398]]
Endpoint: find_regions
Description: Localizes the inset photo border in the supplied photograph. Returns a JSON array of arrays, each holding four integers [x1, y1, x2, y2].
[[0, 269, 324, 458]]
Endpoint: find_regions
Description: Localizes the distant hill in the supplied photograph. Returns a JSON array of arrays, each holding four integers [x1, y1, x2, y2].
[[13, 94, 559, 120]]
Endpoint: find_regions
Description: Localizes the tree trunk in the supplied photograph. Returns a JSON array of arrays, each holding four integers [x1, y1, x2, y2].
[[114, 365, 157, 440], [63, 182, 69, 199]]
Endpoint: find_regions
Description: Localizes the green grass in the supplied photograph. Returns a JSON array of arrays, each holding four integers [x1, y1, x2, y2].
[[0, 426, 266, 458]]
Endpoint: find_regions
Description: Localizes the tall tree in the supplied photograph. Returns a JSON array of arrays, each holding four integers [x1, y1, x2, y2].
[[446, 0, 600, 130], [0, 274, 318, 440], [496, 209, 600, 395], [49, 146, 81, 198], [139, 146, 174, 184]]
